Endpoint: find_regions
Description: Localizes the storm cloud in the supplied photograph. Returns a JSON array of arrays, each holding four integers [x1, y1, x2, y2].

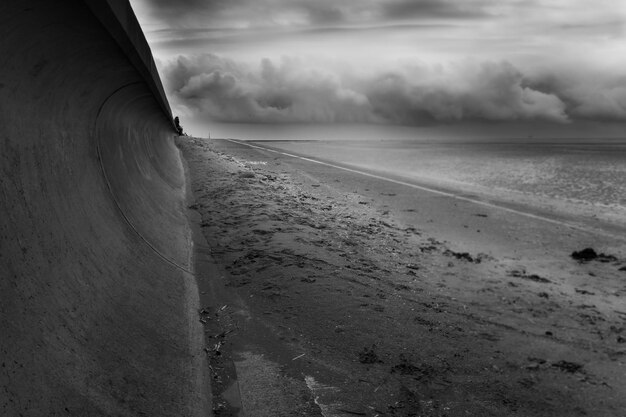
[[129, 0, 626, 135], [134, 0, 352, 28], [161, 54, 598, 126], [133, 0, 495, 29], [382, 0, 491, 20], [524, 73, 626, 122], [163, 55, 373, 123]]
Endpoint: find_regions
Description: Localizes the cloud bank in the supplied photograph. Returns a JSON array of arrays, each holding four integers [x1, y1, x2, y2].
[[161, 54, 626, 126]]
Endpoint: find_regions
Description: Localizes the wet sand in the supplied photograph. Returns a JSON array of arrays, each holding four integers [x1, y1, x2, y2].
[[179, 137, 626, 416]]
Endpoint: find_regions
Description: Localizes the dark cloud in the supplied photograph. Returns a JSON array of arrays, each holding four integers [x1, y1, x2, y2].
[[162, 55, 370, 123], [300, 3, 346, 25], [366, 61, 567, 124], [162, 54, 588, 126], [140, 0, 228, 19], [382, 0, 491, 20], [136, 0, 349, 27], [135, 0, 493, 29], [143, 0, 244, 15], [525, 73, 626, 122]]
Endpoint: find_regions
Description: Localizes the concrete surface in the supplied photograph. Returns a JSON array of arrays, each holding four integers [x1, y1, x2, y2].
[[0, 0, 208, 415]]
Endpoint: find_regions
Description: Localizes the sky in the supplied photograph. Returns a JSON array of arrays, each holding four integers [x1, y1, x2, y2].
[[129, 0, 626, 140]]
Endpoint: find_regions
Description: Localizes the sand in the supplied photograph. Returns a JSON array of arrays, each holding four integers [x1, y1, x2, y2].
[[179, 137, 626, 417]]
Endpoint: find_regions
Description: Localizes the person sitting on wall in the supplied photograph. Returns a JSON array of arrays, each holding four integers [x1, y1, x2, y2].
[[174, 116, 184, 136]]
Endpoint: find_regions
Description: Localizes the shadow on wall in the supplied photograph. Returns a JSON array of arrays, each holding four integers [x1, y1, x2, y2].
[[0, 0, 208, 415]]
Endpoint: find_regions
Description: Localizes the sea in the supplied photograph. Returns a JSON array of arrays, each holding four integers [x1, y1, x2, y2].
[[260, 138, 626, 233]]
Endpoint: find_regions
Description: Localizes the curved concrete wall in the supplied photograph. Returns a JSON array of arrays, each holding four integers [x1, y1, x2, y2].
[[0, 1, 207, 415]]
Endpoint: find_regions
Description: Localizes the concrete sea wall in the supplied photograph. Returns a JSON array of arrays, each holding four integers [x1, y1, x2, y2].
[[0, 0, 208, 415]]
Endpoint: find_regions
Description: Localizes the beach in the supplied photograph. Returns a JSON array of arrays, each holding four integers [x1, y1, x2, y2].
[[179, 137, 626, 416]]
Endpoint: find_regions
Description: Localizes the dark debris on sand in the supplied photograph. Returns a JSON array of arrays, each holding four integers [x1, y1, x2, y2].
[[508, 270, 551, 283], [571, 247, 618, 263], [358, 345, 383, 364], [443, 249, 485, 263], [551, 360, 584, 373]]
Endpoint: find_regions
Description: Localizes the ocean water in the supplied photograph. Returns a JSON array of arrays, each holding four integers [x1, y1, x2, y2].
[[262, 139, 626, 229]]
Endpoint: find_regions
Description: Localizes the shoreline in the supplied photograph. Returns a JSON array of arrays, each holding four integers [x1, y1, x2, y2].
[[249, 139, 626, 241], [233, 139, 626, 243], [180, 137, 626, 416]]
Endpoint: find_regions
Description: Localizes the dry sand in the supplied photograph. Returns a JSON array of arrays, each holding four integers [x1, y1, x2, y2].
[[179, 137, 626, 417]]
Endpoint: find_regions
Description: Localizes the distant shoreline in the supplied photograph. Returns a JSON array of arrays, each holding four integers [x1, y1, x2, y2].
[[225, 138, 626, 242], [212, 137, 626, 145]]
